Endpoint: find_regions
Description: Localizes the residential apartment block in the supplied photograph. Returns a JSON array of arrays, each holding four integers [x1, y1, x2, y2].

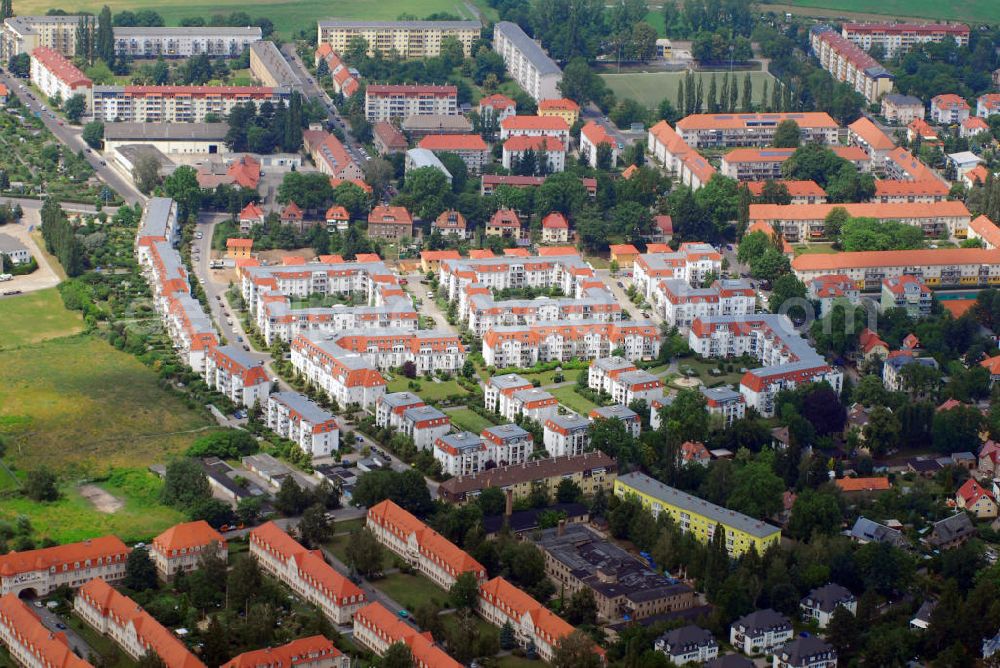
[[930, 93, 970, 124], [367, 205, 413, 241], [482, 423, 534, 466], [651, 278, 755, 332], [748, 201, 971, 242], [1, 15, 79, 59], [364, 84, 457, 122], [149, 521, 226, 581], [543, 414, 592, 457], [249, 522, 366, 624], [841, 22, 969, 57], [464, 284, 622, 337], [0, 537, 129, 597], [588, 357, 664, 405], [438, 451, 617, 504], [800, 583, 856, 629], [483, 320, 661, 367], [729, 609, 793, 656], [633, 243, 723, 298], [720, 145, 869, 181], [676, 112, 839, 148], [476, 577, 576, 662], [30, 46, 91, 106], [438, 251, 597, 307], [590, 404, 642, 438], [267, 391, 340, 456], [114, 26, 261, 58], [881, 274, 932, 318], [616, 472, 781, 557], [493, 21, 562, 102], [417, 134, 489, 173], [580, 121, 618, 168], [502, 135, 567, 173], [353, 602, 461, 667], [92, 85, 290, 123], [367, 499, 486, 590], [702, 386, 747, 426], [793, 248, 1000, 290], [317, 20, 480, 58], [499, 115, 570, 141], [689, 314, 842, 417], [375, 392, 451, 450], [221, 636, 349, 668], [75, 578, 206, 667], [203, 345, 271, 407], [810, 25, 893, 103], [647, 121, 717, 189], [249, 40, 301, 88], [881, 93, 925, 124], [0, 594, 93, 668], [655, 625, 719, 665], [434, 431, 490, 476], [977, 93, 1000, 118]]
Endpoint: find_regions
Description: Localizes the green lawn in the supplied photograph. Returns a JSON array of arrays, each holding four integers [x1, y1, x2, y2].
[[550, 387, 598, 415], [0, 289, 83, 350], [0, 334, 214, 476], [387, 376, 470, 402], [448, 407, 497, 434], [676, 358, 743, 389], [15, 0, 490, 37], [0, 468, 187, 544], [793, 243, 839, 256], [375, 571, 448, 611], [519, 370, 566, 387], [775, 0, 1000, 24], [600, 70, 778, 110]]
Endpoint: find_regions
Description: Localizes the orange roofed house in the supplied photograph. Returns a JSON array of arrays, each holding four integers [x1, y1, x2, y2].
[[1, 594, 94, 668], [150, 520, 227, 581], [537, 98, 580, 125], [222, 635, 349, 668], [367, 205, 412, 241], [541, 212, 569, 244], [74, 578, 205, 668], [485, 208, 523, 241], [249, 522, 366, 624], [432, 209, 468, 239], [0, 536, 129, 597], [226, 237, 253, 259], [956, 479, 998, 519], [367, 499, 486, 589], [238, 202, 266, 234], [353, 602, 461, 668], [610, 244, 640, 268]]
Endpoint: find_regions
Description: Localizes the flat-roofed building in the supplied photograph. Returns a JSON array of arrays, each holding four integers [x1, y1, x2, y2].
[[676, 112, 839, 148], [435, 431, 489, 476], [93, 85, 290, 123], [317, 20, 480, 59], [493, 21, 562, 102], [810, 25, 893, 103], [365, 84, 457, 121], [103, 122, 228, 154], [482, 423, 533, 466], [115, 26, 261, 58]]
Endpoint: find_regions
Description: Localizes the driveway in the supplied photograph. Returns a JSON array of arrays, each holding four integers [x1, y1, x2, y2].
[[0, 213, 61, 294], [24, 598, 94, 659]]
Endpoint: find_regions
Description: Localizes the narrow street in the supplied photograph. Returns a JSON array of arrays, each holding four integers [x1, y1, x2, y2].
[[25, 599, 94, 660]]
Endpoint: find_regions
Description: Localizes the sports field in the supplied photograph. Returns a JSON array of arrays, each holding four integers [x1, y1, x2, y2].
[[0, 289, 83, 350], [15, 0, 491, 37], [770, 0, 1000, 25], [600, 70, 778, 110]]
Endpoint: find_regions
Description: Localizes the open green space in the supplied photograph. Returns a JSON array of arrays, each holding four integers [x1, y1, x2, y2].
[[600, 70, 778, 110], [0, 334, 214, 476], [440, 610, 498, 640], [448, 407, 497, 434], [15, 0, 491, 38], [773, 0, 1000, 24], [375, 571, 448, 611], [387, 376, 470, 402], [0, 288, 83, 350], [519, 369, 566, 387], [793, 243, 840, 256], [550, 386, 599, 415], [0, 468, 187, 544], [676, 357, 744, 389]]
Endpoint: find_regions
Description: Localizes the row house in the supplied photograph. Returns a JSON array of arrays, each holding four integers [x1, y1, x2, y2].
[[872, 178, 949, 203], [375, 392, 451, 450], [543, 414, 591, 457], [501, 135, 567, 173], [633, 243, 723, 298], [352, 602, 461, 668], [688, 314, 842, 417], [499, 115, 570, 142], [267, 391, 340, 456], [417, 134, 489, 173], [290, 335, 387, 409], [746, 180, 827, 205], [676, 111, 839, 148], [366, 500, 486, 590], [0, 536, 129, 597], [841, 22, 968, 57], [221, 635, 349, 668], [438, 252, 595, 306], [590, 404, 642, 438], [647, 121, 717, 190], [465, 285, 622, 336], [653, 278, 755, 332], [883, 146, 942, 184], [483, 320, 662, 368], [809, 25, 893, 103], [302, 129, 364, 181], [74, 578, 206, 668], [749, 201, 971, 243], [315, 44, 360, 98], [149, 521, 226, 581], [477, 577, 580, 663], [721, 145, 870, 181], [364, 84, 458, 122], [248, 522, 366, 624], [203, 345, 271, 408], [0, 594, 93, 668], [92, 85, 289, 123], [481, 174, 597, 197]]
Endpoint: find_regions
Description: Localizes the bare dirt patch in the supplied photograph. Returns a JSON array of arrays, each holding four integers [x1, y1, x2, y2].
[[79, 484, 124, 513]]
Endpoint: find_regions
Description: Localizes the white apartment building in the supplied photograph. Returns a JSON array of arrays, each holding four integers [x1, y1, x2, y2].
[[204, 345, 271, 407], [317, 20, 480, 58], [543, 414, 591, 457], [588, 356, 637, 394], [580, 121, 618, 168], [30, 46, 91, 106], [149, 520, 227, 581], [589, 404, 641, 438], [841, 22, 969, 57], [0, 537, 129, 597], [605, 369, 665, 405], [375, 392, 452, 449], [507, 388, 560, 424], [92, 85, 290, 123], [257, 294, 418, 346], [435, 432, 490, 476], [493, 21, 562, 102], [2, 15, 80, 59], [249, 522, 366, 624], [501, 135, 567, 173], [465, 285, 621, 337], [267, 391, 340, 457], [485, 373, 533, 415], [483, 320, 662, 368], [676, 112, 839, 148], [653, 278, 755, 332], [654, 625, 719, 666], [701, 386, 746, 426], [499, 115, 570, 141], [364, 84, 457, 122], [647, 121, 717, 190], [353, 603, 460, 668], [633, 243, 723, 299], [290, 335, 387, 409], [114, 26, 261, 58], [810, 25, 894, 103], [729, 609, 794, 656], [438, 252, 595, 307], [249, 40, 301, 88], [482, 423, 533, 467]]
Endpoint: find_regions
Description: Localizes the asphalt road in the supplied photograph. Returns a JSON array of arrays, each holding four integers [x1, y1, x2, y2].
[[24, 599, 94, 660], [0, 73, 146, 207]]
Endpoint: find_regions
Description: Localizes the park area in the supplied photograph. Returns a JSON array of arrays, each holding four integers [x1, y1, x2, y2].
[[0, 288, 83, 349], [600, 70, 778, 110]]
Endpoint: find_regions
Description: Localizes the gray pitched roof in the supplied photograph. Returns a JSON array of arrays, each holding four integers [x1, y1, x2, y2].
[[801, 583, 854, 613], [731, 609, 791, 635], [494, 21, 562, 76]]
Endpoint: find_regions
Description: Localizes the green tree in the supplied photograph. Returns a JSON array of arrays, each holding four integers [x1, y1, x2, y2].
[[400, 167, 450, 221], [476, 487, 506, 516], [82, 121, 104, 149], [382, 642, 414, 668], [556, 478, 583, 503], [449, 571, 480, 609], [787, 489, 842, 540], [727, 458, 784, 518], [297, 503, 333, 548], [768, 274, 807, 315], [63, 94, 86, 123], [186, 429, 258, 458], [772, 119, 801, 147], [23, 468, 59, 502], [823, 206, 850, 239], [132, 153, 162, 195], [124, 547, 158, 591], [1, 0, 13, 20], [564, 588, 597, 625], [551, 629, 602, 668], [274, 476, 310, 516], [95, 5, 115, 67], [160, 459, 211, 509], [862, 406, 901, 457], [200, 616, 229, 666], [558, 56, 609, 106], [344, 528, 385, 578], [932, 404, 983, 454], [226, 552, 262, 613], [163, 166, 202, 220]]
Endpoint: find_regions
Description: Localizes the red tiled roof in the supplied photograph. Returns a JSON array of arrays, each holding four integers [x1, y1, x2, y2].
[[541, 212, 568, 229], [367, 500, 485, 576], [227, 155, 261, 189], [792, 248, 1000, 272], [538, 98, 579, 112], [981, 355, 1000, 376], [536, 246, 578, 256], [958, 478, 995, 506], [581, 121, 614, 147], [0, 594, 93, 668], [281, 202, 303, 220], [858, 327, 888, 354], [31, 47, 91, 88], [676, 112, 838, 130], [503, 135, 565, 152], [610, 244, 639, 255], [479, 93, 516, 110], [222, 635, 342, 668], [369, 205, 412, 225], [0, 536, 129, 577], [501, 116, 569, 132], [835, 477, 891, 492], [226, 237, 253, 248], [751, 200, 969, 221], [152, 520, 225, 555], [932, 94, 970, 111], [489, 208, 520, 228], [418, 134, 488, 151], [746, 180, 826, 197], [325, 205, 349, 220], [239, 202, 265, 220], [874, 179, 949, 197], [848, 117, 896, 151]]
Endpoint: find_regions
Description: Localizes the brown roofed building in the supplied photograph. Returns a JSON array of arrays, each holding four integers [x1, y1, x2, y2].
[[372, 121, 408, 155], [367, 205, 413, 241], [150, 520, 227, 580]]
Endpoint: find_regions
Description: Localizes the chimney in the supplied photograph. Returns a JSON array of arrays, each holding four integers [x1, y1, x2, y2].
[[504, 488, 513, 517], [557, 519, 566, 537]]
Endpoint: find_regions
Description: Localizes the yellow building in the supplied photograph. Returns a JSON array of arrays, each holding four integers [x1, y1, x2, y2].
[[226, 237, 253, 259], [614, 472, 781, 557], [537, 98, 580, 126], [316, 20, 480, 59]]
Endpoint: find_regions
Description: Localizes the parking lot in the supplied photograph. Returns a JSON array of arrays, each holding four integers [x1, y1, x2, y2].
[[0, 214, 62, 295]]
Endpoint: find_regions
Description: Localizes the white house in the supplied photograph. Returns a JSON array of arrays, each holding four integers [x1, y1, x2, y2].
[[543, 414, 591, 457], [729, 609, 793, 655], [800, 583, 856, 629], [267, 391, 340, 457], [654, 625, 719, 665]]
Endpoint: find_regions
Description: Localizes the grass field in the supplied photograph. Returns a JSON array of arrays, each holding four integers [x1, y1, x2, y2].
[[0, 468, 187, 543], [601, 70, 778, 110], [773, 0, 1000, 24], [376, 571, 448, 611], [550, 387, 598, 415], [0, 289, 82, 350], [793, 243, 839, 256], [14, 0, 491, 37], [448, 407, 497, 434], [387, 376, 470, 402], [0, 335, 214, 476]]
